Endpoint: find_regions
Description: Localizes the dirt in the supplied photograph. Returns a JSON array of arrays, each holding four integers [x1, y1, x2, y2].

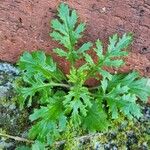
[[0, 0, 150, 82]]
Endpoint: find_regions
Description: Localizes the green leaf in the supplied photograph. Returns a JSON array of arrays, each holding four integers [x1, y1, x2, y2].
[[70, 10, 78, 29], [122, 72, 150, 102], [104, 59, 124, 68], [128, 78, 150, 102], [51, 19, 67, 35], [115, 33, 133, 52], [32, 141, 46, 150], [77, 42, 93, 54], [84, 53, 94, 66], [18, 51, 65, 82], [29, 92, 67, 144], [53, 48, 67, 57], [19, 51, 54, 73], [64, 86, 92, 126], [120, 71, 139, 85], [107, 98, 119, 119], [101, 78, 108, 93], [50, 3, 86, 63], [108, 84, 129, 97], [94, 39, 103, 58], [83, 101, 109, 131], [99, 69, 112, 80], [74, 23, 85, 39], [85, 33, 132, 79], [109, 72, 150, 102], [18, 74, 52, 107], [14, 3, 150, 148], [99, 72, 150, 119], [108, 34, 118, 53], [102, 33, 132, 68], [108, 33, 132, 53], [67, 67, 88, 85], [120, 94, 142, 119], [16, 146, 31, 150], [50, 31, 71, 49]]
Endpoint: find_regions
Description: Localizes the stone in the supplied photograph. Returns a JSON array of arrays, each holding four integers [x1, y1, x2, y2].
[[0, 0, 150, 83], [0, 63, 29, 149]]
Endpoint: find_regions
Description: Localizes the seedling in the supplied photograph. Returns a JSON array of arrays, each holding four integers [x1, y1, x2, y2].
[[16, 3, 150, 148]]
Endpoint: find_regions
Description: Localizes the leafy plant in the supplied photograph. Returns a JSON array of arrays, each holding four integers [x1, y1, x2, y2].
[[15, 3, 150, 149]]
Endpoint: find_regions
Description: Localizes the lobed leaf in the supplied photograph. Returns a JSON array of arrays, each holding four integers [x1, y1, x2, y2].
[[18, 74, 52, 108], [77, 42, 93, 54], [94, 39, 103, 58], [97, 72, 150, 119], [29, 92, 67, 144], [50, 3, 87, 63], [83, 101, 109, 132], [18, 51, 65, 82], [64, 86, 92, 126]]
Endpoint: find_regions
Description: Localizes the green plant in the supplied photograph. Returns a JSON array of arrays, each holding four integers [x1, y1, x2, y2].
[[16, 3, 150, 149]]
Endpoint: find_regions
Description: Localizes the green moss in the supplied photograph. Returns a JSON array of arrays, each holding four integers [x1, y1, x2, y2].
[[0, 95, 29, 135]]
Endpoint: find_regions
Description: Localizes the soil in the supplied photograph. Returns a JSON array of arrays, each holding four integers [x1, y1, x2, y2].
[[0, 0, 150, 82]]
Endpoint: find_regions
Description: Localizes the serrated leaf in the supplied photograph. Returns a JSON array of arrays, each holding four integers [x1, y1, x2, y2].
[[50, 3, 86, 63], [104, 59, 124, 67], [29, 92, 67, 144], [18, 51, 64, 82], [94, 39, 103, 58], [85, 33, 132, 80], [109, 50, 129, 57], [120, 71, 139, 85], [64, 86, 92, 126], [77, 42, 93, 54], [58, 3, 69, 22], [15, 3, 150, 147], [107, 99, 119, 119], [120, 94, 142, 119], [67, 67, 88, 85], [99, 69, 112, 80], [51, 19, 67, 35], [50, 31, 71, 49], [101, 78, 108, 93], [108, 33, 132, 53], [84, 53, 94, 65], [115, 33, 133, 51], [16, 146, 31, 150], [19, 74, 52, 107], [29, 107, 47, 122], [70, 10, 78, 29], [83, 101, 109, 131], [53, 48, 67, 57], [100, 72, 150, 119], [108, 84, 129, 97], [108, 72, 150, 102], [108, 34, 118, 53], [74, 23, 85, 39], [32, 141, 46, 150], [128, 78, 150, 102]]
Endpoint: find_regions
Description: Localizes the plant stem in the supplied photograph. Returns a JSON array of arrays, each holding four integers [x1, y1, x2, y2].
[[0, 132, 103, 146], [50, 82, 70, 88], [35, 82, 70, 90], [88, 86, 99, 90], [39, 82, 99, 91], [0, 133, 33, 143]]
